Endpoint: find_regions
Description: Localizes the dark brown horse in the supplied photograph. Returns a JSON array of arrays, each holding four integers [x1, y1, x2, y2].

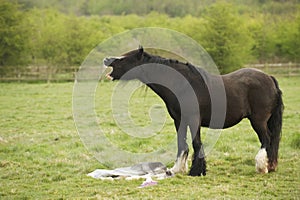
[[103, 46, 283, 176]]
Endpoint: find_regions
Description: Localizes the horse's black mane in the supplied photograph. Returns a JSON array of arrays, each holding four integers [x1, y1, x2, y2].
[[143, 52, 208, 78]]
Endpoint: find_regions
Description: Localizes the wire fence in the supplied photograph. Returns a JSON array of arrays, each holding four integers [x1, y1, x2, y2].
[[0, 63, 299, 82]]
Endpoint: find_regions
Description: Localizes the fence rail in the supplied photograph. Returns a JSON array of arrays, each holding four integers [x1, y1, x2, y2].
[[244, 63, 300, 77], [0, 63, 299, 82], [0, 66, 78, 82]]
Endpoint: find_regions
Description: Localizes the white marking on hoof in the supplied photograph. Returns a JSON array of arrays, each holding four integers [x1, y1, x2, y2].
[[169, 151, 188, 174], [255, 148, 269, 174]]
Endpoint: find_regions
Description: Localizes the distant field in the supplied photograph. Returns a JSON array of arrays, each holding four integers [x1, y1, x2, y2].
[[0, 77, 299, 199]]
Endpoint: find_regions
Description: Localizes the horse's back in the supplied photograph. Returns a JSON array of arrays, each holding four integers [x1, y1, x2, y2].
[[223, 68, 276, 92]]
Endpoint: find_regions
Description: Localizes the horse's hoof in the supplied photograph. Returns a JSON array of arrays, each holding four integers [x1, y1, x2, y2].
[[189, 172, 200, 176], [255, 148, 269, 174], [267, 161, 277, 172], [189, 172, 206, 176], [189, 169, 206, 176]]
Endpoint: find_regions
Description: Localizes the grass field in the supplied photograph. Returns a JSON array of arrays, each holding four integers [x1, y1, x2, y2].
[[0, 77, 299, 199]]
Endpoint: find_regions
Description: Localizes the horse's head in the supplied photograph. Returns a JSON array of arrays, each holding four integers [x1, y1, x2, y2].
[[103, 46, 144, 80]]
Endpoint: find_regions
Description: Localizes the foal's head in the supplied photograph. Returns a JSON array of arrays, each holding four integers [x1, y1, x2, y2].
[[103, 46, 145, 80]]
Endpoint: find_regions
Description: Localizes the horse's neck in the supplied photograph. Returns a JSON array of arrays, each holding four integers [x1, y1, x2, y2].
[[137, 57, 210, 104], [142, 66, 211, 108], [146, 83, 173, 101]]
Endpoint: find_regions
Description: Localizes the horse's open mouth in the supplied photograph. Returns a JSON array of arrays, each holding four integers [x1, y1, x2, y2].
[[106, 73, 113, 80], [105, 66, 113, 80]]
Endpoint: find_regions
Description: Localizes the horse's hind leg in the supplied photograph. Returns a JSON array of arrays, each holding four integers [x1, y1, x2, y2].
[[189, 119, 206, 176], [249, 116, 271, 173]]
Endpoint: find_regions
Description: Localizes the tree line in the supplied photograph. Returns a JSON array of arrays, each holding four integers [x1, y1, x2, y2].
[[16, 0, 300, 18], [0, 0, 299, 76]]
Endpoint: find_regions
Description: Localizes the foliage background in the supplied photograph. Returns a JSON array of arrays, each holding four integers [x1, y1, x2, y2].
[[0, 0, 299, 75]]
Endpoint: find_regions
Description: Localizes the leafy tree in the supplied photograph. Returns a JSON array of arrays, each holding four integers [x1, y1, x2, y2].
[[247, 15, 277, 63], [1, 0, 299, 81], [0, 0, 29, 66], [274, 11, 300, 63], [63, 16, 111, 66], [199, 3, 252, 73], [294, 13, 300, 62], [23, 9, 69, 81], [249, 6, 300, 63]]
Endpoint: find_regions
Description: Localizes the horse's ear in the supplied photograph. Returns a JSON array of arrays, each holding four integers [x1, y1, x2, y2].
[[137, 45, 144, 60]]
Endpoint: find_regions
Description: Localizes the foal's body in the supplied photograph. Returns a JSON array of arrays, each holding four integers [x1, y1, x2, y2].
[[104, 47, 283, 176]]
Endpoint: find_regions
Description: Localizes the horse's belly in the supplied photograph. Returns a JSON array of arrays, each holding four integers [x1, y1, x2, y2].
[[200, 108, 247, 129], [222, 118, 244, 129], [201, 118, 243, 129]]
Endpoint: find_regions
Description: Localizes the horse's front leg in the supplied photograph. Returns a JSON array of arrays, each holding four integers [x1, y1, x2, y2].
[[189, 119, 206, 176], [168, 119, 189, 175]]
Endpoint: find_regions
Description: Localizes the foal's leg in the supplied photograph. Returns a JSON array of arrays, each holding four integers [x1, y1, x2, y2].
[[189, 119, 206, 176], [169, 119, 189, 174], [250, 116, 271, 174]]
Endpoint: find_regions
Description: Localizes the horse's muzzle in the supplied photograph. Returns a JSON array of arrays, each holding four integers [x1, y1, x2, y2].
[[103, 57, 116, 67]]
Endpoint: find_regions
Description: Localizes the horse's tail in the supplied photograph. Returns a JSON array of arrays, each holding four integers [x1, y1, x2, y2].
[[267, 76, 284, 171]]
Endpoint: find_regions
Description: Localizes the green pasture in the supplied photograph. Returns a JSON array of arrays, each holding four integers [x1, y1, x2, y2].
[[0, 77, 299, 199]]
